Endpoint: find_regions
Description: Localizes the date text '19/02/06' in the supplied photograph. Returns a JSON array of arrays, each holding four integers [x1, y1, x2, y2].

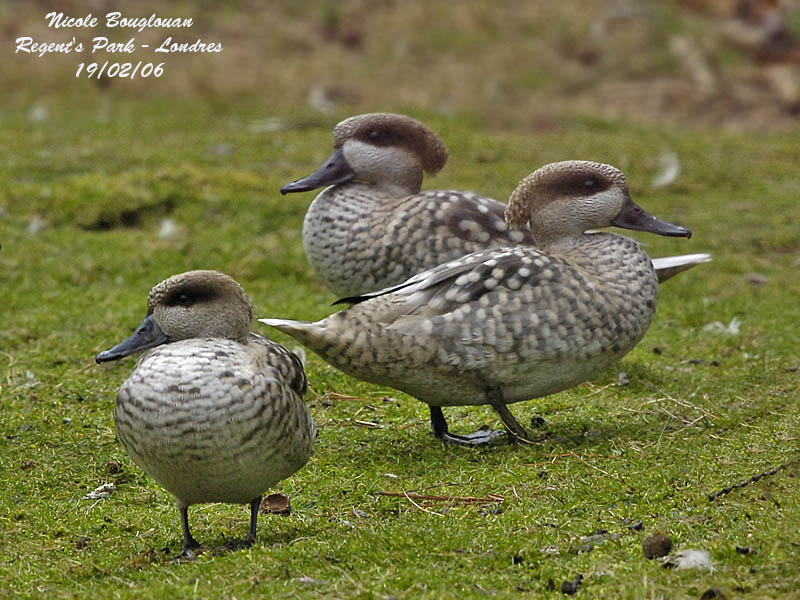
[[75, 61, 165, 79]]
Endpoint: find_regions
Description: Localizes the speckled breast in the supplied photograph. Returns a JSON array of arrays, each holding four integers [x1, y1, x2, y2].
[[113, 338, 314, 506]]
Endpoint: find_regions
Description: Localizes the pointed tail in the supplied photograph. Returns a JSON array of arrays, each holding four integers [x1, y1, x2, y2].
[[653, 253, 711, 284]]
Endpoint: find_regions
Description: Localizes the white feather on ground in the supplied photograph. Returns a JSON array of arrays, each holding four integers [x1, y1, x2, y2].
[[663, 549, 714, 572]]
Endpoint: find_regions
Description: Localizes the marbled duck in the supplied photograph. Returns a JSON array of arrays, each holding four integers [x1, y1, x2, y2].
[[281, 113, 708, 297], [97, 270, 315, 557], [265, 161, 692, 445]]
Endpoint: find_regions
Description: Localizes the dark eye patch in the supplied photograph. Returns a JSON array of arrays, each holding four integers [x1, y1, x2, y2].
[[166, 284, 217, 307], [358, 126, 398, 147], [545, 171, 612, 198]]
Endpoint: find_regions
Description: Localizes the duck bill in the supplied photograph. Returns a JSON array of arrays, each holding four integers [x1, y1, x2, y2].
[[611, 196, 692, 238], [280, 147, 356, 194], [95, 314, 169, 363]]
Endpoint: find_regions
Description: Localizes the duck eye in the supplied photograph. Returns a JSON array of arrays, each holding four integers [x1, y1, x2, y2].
[[177, 294, 190, 306], [584, 179, 596, 188], [367, 129, 382, 141]]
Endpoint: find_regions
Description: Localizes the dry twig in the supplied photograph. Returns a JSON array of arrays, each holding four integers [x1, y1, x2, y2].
[[378, 491, 503, 503], [708, 460, 796, 502]]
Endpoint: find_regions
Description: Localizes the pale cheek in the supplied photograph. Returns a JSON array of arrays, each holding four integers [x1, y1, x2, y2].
[[343, 140, 422, 189]]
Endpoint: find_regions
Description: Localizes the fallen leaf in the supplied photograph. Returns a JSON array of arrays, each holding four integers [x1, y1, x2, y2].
[[260, 493, 291, 515]]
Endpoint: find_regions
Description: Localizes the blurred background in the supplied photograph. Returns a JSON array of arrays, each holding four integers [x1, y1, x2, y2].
[[4, 0, 800, 130]]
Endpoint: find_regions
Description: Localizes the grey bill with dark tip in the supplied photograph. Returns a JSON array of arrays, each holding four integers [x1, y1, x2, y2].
[[280, 147, 356, 194], [95, 313, 169, 363], [611, 196, 692, 238]]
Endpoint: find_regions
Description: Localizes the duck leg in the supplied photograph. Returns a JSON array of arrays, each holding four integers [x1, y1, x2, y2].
[[243, 496, 262, 547], [429, 406, 506, 446], [222, 496, 262, 551], [175, 505, 202, 560], [490, 399, 539, 444]]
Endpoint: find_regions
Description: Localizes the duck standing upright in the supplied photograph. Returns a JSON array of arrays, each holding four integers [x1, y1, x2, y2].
[[96, 270, 314, 558], [281, 112, 708, 297], [264, 161, 692, 446]]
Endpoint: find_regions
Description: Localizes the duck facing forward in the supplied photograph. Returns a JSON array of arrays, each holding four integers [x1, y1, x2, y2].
[[281, 112, 708, 297], [96, 270, 314, 558], [264, 161, 691, 446]]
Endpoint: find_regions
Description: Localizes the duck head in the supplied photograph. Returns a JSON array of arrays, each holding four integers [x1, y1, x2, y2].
[[96, 270, 254, 363], [280, 113, 448, 196], [505, 160, 691, 246]]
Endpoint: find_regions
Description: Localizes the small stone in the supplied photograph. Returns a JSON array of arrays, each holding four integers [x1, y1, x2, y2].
[[745, 272, 768, 285], [105, 461, 122, 474], [478, 505, 503, 516], [561, 574, 583, 595], [700, 589, 727, 600], [643, 533, 673, 559], [530, 415, 547, 429], [735, 545, 753, 554], [616, 371, 630, 386], [512, 554, 524, 564], [75, 536, 90, 549]]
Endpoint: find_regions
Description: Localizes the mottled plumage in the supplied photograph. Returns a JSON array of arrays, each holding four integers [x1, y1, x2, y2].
[[97, 270, 314, 557], [281, 112, 708, 297], [264, 161, 693, 445]]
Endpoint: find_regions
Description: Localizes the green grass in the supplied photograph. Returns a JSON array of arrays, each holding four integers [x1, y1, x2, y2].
[[1, 91, 799, 600]]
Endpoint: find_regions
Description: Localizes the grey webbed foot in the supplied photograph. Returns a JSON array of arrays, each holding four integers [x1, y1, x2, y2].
[[173, 543, 202, 562], [429, 406, 507, 446]]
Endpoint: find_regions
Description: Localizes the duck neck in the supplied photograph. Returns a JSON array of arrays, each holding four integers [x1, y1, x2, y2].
[[546, 232, 658, 285], [366, 179, 421, 197], [534, 229, 583, 253]]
